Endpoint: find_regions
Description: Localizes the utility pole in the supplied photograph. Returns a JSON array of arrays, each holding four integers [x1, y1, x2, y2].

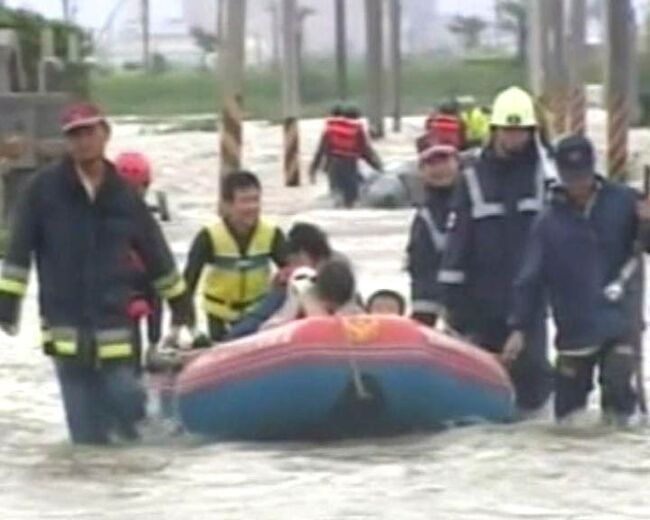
[[365, 0, 385, 139], [267, 2, 280, 69], [219, 0, 247, 180], [141, 0, 150, 72], [281, 0, 301, 186], [335, 0, 348, 101], [605, 0, 633, 180], [388, 0, 401, 132], [548, 0, 568, 135], [567, 0, 587, 135]]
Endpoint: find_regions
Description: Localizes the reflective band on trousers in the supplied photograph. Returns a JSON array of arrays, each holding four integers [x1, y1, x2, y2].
[[0, 261, 29, 296], [438, 269, 466, 284], [417, 208, 448, 251], [42, 327, 133, 359], [464, 160, 546, 220]]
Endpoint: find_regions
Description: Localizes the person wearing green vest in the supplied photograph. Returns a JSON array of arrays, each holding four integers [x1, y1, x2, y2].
[[184, 171, 288, 341]]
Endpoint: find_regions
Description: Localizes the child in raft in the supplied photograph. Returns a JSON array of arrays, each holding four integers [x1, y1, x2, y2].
[[366, 290, 406, 316]]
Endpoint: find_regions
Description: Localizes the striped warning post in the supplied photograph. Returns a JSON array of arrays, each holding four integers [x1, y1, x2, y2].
[[567, 85, 587, 136], [283, 116, 301, 187], [607, 94, 629, 181], [551, 88, 568, 137], [219, 94, 243, 178]]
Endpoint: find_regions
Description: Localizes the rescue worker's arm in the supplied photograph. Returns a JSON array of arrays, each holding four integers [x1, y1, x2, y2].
[[503, 218, 546, 364], [407, 215, 441, 326], [132, 198, 191, 326], [635, 194, 650, 251], [0, 177, 40, 333], [270, 228, 289, 268], [438, 176, 472, 331], [359, 132, 383, 172], [309, 134, 327, 183], [183, 229, 212, 296], [509, 217, 546, 333]]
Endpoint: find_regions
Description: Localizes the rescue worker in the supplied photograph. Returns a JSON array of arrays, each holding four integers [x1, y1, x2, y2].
[[407, 141, 460, 327], [507, 135, 650, 424], [438, 86, 554, 415], [184, 170, 287, 341], [458, 96, 490, 149], [309, 103, 383, 208], [225, 222, 333, 340], [0, 102, 191, 445], [114, 151, 163, 371]]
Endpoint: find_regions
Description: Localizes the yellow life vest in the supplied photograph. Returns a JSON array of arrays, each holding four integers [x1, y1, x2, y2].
[[463, 107, 490, 144], [202, 218, 276, 322]]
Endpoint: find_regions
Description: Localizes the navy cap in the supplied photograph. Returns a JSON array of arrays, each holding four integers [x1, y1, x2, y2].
[[555, 134, 595, 180]]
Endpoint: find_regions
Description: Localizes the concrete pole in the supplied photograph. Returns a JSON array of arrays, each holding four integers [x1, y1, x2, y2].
[[268, 2, 280, 69], [605, 0, 632, 180], [67, 31, 80, 62], [388, 0, 401, 133], [547, 0, 568, 136], [219, 0, 247, 180], [281, 0, 301, 187], [335, 0, 348, 101], [141, 0, 150, 72], [567, 0, 587, 135], [38, 27, 55, 93], [365, 0, 385, 139]]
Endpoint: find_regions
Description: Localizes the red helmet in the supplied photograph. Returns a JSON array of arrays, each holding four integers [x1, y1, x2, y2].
[[114, 151, 152, 188]]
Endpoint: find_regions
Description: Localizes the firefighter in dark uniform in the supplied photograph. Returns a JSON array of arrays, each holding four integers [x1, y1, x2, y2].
[[508, 135, 650, 424], [184, 171, 287, 341], [438, 86, 554, 415], [407, 141, 460, 326], [0, 103, 191, 445], [309, 104, 383, 208]]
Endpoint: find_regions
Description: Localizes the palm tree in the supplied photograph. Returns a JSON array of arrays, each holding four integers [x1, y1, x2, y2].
[[448, 15, 487, 51]]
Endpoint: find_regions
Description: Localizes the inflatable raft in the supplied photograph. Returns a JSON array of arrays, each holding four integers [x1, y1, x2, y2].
[[175, 316, 514, 440]]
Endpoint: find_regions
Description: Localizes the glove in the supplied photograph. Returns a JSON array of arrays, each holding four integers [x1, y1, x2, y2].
[[127, 298, 152, 320]]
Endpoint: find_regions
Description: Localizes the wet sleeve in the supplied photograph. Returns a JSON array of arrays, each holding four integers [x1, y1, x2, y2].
[[132, 198, 191, 325], [407, 215, 442, 321], [509, 217, 546, 331], [0, 176, 40, 329], [270, 228, 289, 268], [438, 176, 473, 328], [225, 288, 287, 340], [183, 229, 212, 297]]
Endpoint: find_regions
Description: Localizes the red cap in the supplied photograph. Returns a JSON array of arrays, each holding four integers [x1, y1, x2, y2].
[[60, 102, 107, 133]]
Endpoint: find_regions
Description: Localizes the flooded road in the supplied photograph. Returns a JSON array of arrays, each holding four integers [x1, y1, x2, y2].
[[2, 116, 650, 519]]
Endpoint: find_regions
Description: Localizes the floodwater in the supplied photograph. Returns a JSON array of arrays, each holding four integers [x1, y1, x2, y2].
[[2, 116, 650, 519]]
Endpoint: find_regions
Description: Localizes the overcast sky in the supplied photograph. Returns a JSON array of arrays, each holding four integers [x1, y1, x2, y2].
[[4, 0, 647, 31], [4, 0, 502, 30]]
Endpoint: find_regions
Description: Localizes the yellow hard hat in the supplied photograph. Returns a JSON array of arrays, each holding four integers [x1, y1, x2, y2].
[[490, 86, 537, 128]]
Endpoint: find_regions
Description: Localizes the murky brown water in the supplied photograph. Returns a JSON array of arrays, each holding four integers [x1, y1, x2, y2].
[[3, 117, 650, 519]]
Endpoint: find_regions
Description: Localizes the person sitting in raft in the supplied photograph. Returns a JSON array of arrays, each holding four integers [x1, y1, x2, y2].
[[262, 259, 361, 328], [224, 222, 334, 340], [366, 289, 406, 316]]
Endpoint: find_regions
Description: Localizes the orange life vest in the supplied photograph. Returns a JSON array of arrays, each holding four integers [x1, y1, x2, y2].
[[325, 117, 363, 159], [425, 113, 463, 149]]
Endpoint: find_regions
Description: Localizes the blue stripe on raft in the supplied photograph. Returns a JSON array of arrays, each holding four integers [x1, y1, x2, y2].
[[177, 361, 514, 440]]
